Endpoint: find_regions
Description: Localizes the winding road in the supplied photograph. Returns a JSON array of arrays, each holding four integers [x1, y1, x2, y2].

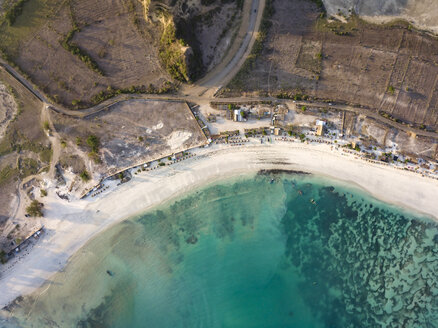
[[1, 0, 437, 142]]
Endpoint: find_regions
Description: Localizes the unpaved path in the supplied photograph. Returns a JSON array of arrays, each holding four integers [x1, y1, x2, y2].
[[184, 0, 266, 97]]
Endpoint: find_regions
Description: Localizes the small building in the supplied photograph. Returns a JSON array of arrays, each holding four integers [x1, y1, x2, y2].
[[316, 125, 324, 136], [315, 120, 326, 136], [233, 109, 243, 122]]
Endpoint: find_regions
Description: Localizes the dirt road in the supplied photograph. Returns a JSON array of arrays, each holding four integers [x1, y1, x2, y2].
[[185, 0, 266, 97], [1, 0, 437, 142]]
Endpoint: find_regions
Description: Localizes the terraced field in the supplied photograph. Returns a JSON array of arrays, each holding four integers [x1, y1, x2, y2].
[[224, 0, 438, 130]]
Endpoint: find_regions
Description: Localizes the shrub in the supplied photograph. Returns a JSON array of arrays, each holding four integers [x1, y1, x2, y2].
[[0, 250, 7, 264], [40, 189, 47, 197], [61, 28, 104, 75], [87, 152, 101, 164], [80, 170, 90, 182], [158, 20, 190, 82], [388, 85, 395, 94], [26, 200, 44, 217], [86, 135, 100, 153]]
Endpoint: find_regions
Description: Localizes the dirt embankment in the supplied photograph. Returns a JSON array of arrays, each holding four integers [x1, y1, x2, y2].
[[0, 0, 242, 108], [323, 0, 438, 34], [148, 0, 243, 81], [0, 83, 17, 140]]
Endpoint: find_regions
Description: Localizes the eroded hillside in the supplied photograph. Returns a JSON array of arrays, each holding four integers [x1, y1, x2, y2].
[[0, 0, 242, 108]]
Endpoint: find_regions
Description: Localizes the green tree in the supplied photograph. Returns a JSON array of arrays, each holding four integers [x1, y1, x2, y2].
[[26, 200, 43, 217], [388, 85, 395, 94], [86, 135, 100, 153], [80, 170, 90, 181], [0, 249, 7, 264]]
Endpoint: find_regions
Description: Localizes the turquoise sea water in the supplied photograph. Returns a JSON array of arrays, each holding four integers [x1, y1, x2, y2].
[[2, 172, 438, 327]]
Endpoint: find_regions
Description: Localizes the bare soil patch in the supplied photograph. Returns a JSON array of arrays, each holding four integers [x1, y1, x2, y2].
[[0, 0, 242, 107], [224, 0, 438, 130], [0, 67, 49, 255], [0, 83, 17, 140], [52, 99, 208, 175], [0, 0, 172, 108]]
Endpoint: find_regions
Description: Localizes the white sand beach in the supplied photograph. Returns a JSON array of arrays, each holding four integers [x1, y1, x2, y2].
[[1, 141, 438, 309]]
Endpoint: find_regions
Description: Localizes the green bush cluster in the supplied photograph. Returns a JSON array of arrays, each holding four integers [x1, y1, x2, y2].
[[86, 135, 99, 153], [61, 27, 104, 75], [26, 200, 44, 217], [158, 20, 190, 82], [0, 249, 7, 264], [387, 85, 395, 94], [275, 92, 309, 100], [80, 170, 90, 181], [380, 111, 401, 123], [91, 82, 174, 104]]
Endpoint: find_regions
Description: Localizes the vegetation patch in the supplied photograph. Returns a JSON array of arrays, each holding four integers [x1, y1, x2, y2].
[[26, 199, 43, 217], [80, 170, 90, 181], [86, 135, 99, 153], [60, 7, 104, 76], [0, 165, 18, 187], [90, 83, 174, 106], [158, 17, 190, 82], [316, 14, 362, 36], [0, 0, 65, 59], [0, 249, 7, 264], [4, 0, 30, 25], [18, 157, 39, 177]]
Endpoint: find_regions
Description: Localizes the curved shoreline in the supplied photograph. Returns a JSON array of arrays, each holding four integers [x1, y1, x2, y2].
[[1, 142, 438, 309]]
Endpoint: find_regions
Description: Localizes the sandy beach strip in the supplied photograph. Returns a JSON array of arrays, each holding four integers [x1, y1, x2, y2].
[[1, 141, 438, 309]]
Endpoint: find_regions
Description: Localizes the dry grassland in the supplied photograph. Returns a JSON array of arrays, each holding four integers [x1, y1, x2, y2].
[[225, 0, 438, 130]]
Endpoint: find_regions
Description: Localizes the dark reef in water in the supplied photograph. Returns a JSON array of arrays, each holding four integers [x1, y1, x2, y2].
[[3, 175, 437, 328], [257, 169, 310, 175], [281, 185, 438, 327]]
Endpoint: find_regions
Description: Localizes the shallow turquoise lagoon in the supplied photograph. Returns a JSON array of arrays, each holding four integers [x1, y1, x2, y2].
[[3, 172, 438, 327]]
